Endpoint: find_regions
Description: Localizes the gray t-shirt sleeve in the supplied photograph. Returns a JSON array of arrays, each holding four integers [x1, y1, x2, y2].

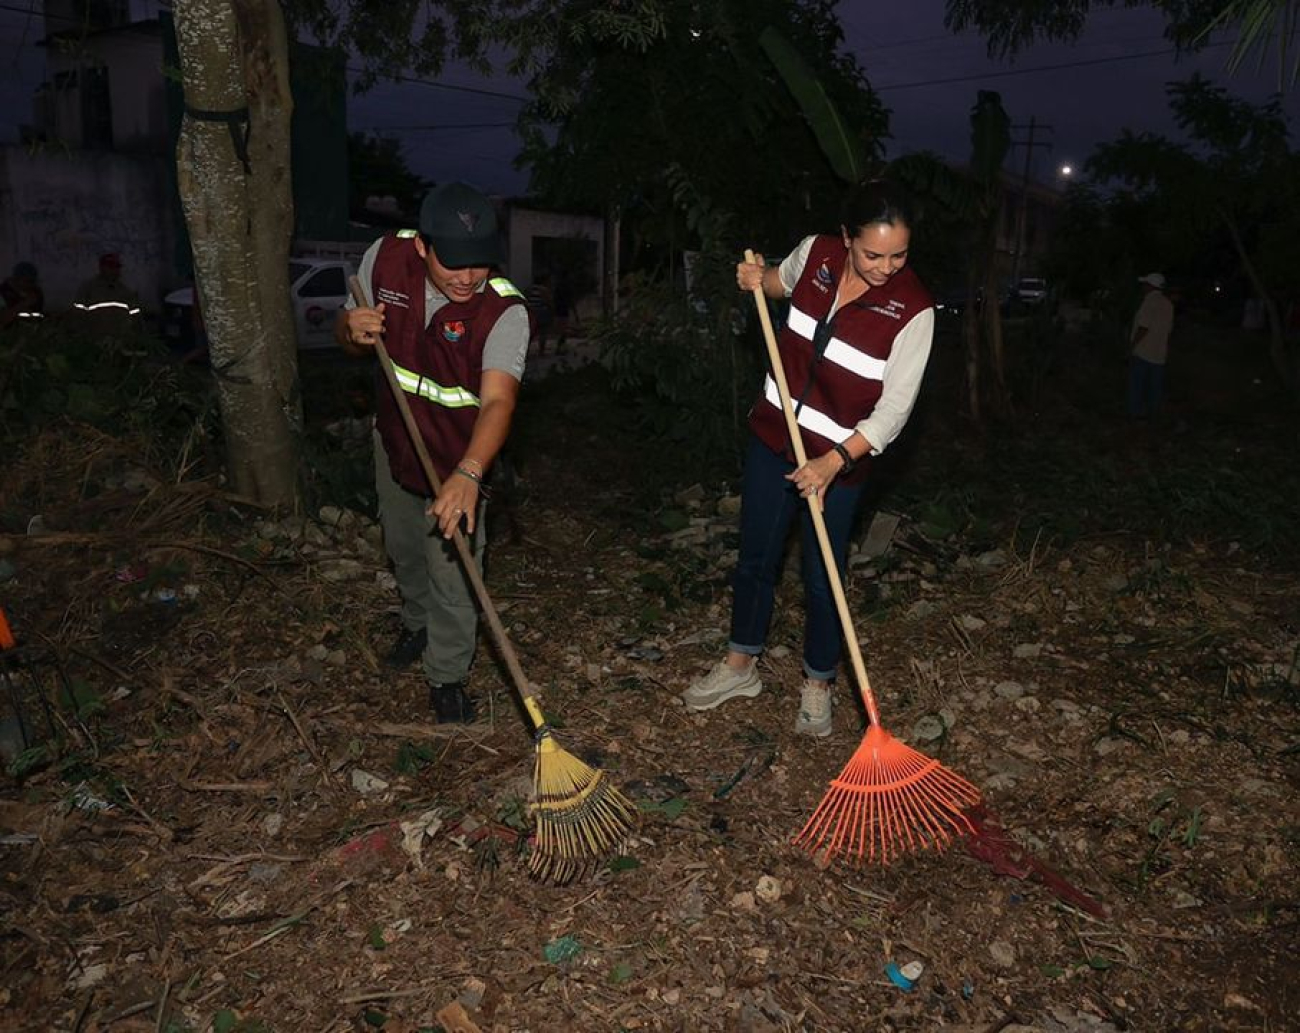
[[482, 303, 529, 382], [349, 239, 527, 382], [345, 240, 383, 308]]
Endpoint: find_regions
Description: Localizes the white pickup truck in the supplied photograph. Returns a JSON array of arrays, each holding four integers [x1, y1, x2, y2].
[[163, 254, 356, 352]]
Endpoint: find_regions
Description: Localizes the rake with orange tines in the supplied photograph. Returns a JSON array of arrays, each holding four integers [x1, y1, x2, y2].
[[743, 249, 981, 865]]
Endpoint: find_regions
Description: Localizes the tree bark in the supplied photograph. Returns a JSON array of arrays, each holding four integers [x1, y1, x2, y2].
[[174, 0, 301, 509], [1220, 209, 1297, 397], [982, 256, 1011, 418], [962, 264, 981, 423]]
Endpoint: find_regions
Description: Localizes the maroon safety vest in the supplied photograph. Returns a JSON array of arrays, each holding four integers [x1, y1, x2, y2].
[[748, 235, 933, 484], [369, 234, 523, 493]]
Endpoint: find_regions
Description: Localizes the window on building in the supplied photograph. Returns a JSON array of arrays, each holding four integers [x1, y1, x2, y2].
[[81, 65, 113, 149]]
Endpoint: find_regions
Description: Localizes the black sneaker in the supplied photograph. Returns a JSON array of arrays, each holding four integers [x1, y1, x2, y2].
[[430, 681, 477, 724], [384, 626, 427, 669]]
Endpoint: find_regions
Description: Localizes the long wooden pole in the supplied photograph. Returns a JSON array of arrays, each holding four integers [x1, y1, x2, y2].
[[744, 250, 881, 728], [348, 276, 546, 732]]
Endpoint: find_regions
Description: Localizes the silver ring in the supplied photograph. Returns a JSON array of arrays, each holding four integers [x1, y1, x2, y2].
[[455, 507, 463, 513], [810, 487, 818, 496]]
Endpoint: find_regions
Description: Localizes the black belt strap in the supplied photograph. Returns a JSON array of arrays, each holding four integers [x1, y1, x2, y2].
[[184, 103, 252, 175]]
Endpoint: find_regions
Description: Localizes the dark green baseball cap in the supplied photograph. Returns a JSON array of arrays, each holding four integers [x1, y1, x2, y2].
[[418, 181, 503, 269]]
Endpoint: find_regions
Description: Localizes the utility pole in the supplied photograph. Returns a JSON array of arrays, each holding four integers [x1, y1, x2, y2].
[[1009, 117, 1053, 286]]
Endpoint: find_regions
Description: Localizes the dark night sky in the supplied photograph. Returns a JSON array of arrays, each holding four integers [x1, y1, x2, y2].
[[2, 1, 1297, 196]]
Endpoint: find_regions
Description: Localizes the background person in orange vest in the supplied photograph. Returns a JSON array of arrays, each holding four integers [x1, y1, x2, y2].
[[336, 182, 529, 723], [682, 180, 936, 738]]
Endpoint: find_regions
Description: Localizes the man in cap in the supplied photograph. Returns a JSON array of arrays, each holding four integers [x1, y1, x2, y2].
[[336, 181, 528, 723], [75, 253, 142, 340], [0, 261, 44, 329], [1128, 273, 1174, 420]]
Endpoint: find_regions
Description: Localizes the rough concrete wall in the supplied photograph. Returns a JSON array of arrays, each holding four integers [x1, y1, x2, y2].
[[101, 32, 169, 151], [505, 207, 604, 291], [0, 145, 176, 310]]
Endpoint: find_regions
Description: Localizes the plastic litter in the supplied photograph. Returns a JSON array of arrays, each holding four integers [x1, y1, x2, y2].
[[884, 961, 924, 992]]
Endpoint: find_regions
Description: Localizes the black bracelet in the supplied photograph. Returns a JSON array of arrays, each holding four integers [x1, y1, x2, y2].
[[833, 441, 855, 473]]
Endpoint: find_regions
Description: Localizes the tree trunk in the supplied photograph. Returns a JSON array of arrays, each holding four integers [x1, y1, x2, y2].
[[982, 257, 1011, 418], [962, 265, 981, 423], [174, 0, 301, 509], [1221, 210, 1297, 397]]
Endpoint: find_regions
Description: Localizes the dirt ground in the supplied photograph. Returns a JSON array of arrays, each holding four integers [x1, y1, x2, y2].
[[1, 328, 1297, 1033]]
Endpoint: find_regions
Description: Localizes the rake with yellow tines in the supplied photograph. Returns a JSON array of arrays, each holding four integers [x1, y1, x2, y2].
[[742, 250, 981, 865], [348, 277, 635, 882]]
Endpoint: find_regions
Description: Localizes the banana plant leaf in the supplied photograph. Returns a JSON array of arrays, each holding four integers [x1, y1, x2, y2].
[[759, 26, 860, 184]]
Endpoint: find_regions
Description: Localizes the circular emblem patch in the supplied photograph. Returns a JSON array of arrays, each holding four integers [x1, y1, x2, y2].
[[443, 320, 466, 342]]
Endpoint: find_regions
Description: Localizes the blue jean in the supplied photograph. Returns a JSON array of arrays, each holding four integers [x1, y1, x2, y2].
[[729, 435, 866, 681], [1127, 356, 1165, 418]]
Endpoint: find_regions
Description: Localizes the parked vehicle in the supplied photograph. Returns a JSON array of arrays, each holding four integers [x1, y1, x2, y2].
[[162, 257, 354, 352], [935, 286, 984, 317], [1010, 277, 1049, 308]]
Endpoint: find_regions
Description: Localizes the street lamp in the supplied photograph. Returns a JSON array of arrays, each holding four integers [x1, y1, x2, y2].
[[1058, 163, 1074, 178]]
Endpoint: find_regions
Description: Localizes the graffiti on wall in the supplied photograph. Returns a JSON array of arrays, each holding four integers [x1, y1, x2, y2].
[[2, 149, 174, 307]]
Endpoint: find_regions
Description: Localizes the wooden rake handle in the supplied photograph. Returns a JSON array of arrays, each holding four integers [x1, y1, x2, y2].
[[348, 276, 547, 733], [743, 250, 882, 729]]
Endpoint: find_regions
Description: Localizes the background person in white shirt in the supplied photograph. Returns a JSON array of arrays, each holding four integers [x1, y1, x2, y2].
[[1128, 273, 1175, 419]]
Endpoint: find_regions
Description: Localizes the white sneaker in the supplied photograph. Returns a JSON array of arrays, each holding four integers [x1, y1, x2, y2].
[[682, 660, 763, 711], [795, 680, 833, 737]]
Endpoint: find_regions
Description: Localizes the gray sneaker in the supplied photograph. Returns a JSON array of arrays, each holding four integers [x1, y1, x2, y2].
[[795, 680, 833, 737], [682, 661, 763, 711]]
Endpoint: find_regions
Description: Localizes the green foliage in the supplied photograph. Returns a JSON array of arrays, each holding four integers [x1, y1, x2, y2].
[[1203, 0, 1300, 87], [496, 794, 531, 832], [211, 1010, 272, 1033], [597, 277, 754, 471], [510, 0, 887, 250], [60, 678, 105, 722], [946, 0, 1300, 88], [346, 132, 429, 219], [608, 961, 634, 984], [637, 796, 687, 820], [1138, 788, 1207, 888], [759, 26, 861, 183], [1085, 77, 1300, 389], [6, 744, 52, 779], [0, 318, 219, 469], [394, 740, 436, 775]]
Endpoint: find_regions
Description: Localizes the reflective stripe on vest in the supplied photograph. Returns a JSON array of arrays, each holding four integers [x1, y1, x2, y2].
[[490, 276, 523, 299], [75, 301, 142, 315], [391, 359, 481, 409], [787, 304, 887, 382], [761, 375, 854, 443]]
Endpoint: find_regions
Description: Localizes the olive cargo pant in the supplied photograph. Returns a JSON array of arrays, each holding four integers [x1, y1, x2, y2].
[[373, 430, 485, 686]]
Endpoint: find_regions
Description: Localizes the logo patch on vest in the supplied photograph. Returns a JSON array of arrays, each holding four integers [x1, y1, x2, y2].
[[814, 261, 833, 293], [442, 320, 466, 342]]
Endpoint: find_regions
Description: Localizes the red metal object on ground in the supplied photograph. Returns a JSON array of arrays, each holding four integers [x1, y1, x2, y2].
[[964, 805, 1108, 918]]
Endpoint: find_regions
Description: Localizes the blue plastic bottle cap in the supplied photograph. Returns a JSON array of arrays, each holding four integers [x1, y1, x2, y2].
[[884, 962, 916, 992]]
